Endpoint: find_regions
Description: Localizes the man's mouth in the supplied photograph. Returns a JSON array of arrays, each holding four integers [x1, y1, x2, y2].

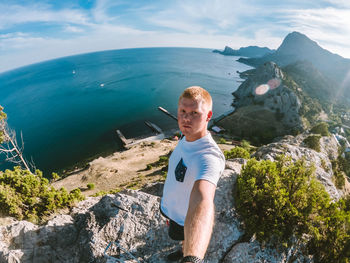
[[182, 124, 191, 128]]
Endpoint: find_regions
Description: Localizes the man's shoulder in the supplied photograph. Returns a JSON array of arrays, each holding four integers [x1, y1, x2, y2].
[[196, 140, 225, 168], [178, 133, 225, 162], [201, 134, 224, 157]]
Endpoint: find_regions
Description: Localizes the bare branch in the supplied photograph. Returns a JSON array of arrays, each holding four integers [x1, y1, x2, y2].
[[29, 156, 37, 172], [0, 147, 16, 153], [0, 120, 34, 174]]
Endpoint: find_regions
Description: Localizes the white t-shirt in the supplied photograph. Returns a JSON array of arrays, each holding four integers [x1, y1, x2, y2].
[[160, 132, 225, 226]]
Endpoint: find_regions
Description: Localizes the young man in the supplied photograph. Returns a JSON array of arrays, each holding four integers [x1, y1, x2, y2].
[[160, 86, 225, 263]]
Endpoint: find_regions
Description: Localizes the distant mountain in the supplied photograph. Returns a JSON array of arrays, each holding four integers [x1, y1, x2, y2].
[[213, 46, 275, 57], [283, 60, 337, 102], [238, 32, 350, 88]]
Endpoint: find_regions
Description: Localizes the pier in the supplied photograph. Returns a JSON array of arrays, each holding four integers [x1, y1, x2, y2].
[[116, 130, 133, 147], [115, 106, 180, 149], [116, 120, 166, 149], [158, 106, 177, 121], [144, 121, 163, 134]]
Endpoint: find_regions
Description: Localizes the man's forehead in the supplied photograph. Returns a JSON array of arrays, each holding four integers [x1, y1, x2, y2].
[[178, 97, 202, 106]]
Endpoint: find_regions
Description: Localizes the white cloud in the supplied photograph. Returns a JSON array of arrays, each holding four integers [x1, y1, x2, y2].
[[281, 7, 350, 57], [0, 3, 90, 29], [1, 0, 350, 73], [0, 32, 28, 39], [146, 0, 257, 34], [325, 0, 350, 8], [0, 22, 277, 73], [147, 14, 204, 34], [64, 25, 84, 33]]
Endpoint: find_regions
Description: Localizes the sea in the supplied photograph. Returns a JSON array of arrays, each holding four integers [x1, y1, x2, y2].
[[0, 47, 251, 176]]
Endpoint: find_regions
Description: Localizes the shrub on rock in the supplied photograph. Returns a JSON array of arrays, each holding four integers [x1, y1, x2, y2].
[[303, 135, 321, 152], [235, 156, 350, 262], [310, 122, 330, 136], [224, 146, 250, 159], [0, 167, 85, 223]]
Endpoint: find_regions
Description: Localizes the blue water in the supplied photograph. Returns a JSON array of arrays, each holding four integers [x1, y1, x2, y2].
[[0, 47, 251, 175]]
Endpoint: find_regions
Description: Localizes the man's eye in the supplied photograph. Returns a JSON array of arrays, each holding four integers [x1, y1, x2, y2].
[[191, 111, 197, 115]]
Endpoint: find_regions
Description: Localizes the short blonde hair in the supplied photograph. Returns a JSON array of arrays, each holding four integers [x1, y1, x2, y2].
[[179, 86, 213, 111]]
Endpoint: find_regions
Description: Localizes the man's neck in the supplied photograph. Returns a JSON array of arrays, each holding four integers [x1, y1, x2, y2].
[[185, 130, 208, 142]]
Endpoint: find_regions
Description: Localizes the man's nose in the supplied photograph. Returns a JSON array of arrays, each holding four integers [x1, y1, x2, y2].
[[182, 112, 191, 120]]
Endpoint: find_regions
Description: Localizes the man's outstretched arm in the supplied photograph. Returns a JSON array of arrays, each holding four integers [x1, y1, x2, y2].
[[183, 179, 216, 260]]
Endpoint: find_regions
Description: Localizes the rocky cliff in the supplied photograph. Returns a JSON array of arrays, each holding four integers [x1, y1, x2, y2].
[[218, 61, 303, 140], [0, 132, 345, 263]]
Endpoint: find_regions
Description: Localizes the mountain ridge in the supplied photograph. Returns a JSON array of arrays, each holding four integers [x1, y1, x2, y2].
[[213, 45, 275, 57], [238, 32, 350, 84]]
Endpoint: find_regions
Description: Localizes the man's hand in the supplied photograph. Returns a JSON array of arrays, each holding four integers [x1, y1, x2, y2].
[[183, 179, 216, 259]]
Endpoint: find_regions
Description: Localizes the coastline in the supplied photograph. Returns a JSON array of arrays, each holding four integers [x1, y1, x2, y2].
[[52, 128, 235, 197], [52, 137, 178, 196], [57, 106, 237, 182], [57, 128, 179, 177]]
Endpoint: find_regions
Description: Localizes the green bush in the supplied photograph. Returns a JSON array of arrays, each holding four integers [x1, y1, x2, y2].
[[87, 183, 95, 190], [334, 171, 346, 190], [307, 199, 350, 262], [331, 152, 350, 189], [145, 153, 170, 172], [158, 156, 169, 166], [311, 122, 330, 136], [51, 172, 60, 181], [91, 188, 121, 197], [224, 146, 250, 159], [240, 140, 251, 150], [236, 157, 322, 244], [92, 190, 108, 197], [235, 156, 350, 262], [320, 159, 329, 173], [161, 171, 167, 180], [303, 135, 321, 152], [0, 167, 85, 224], [219, 138, 227, 144], [338, 153, 350, 178]]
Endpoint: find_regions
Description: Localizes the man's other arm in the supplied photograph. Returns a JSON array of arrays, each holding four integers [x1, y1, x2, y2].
[[183, 179, 216, 259]]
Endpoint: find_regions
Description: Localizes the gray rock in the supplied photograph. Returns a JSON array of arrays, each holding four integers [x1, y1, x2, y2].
[[206, 167, 243, 262], [0, 164, 243, 263], [0, 136, 343, 263], [233, 62, 303, 131], [222, 240, 312, 263]]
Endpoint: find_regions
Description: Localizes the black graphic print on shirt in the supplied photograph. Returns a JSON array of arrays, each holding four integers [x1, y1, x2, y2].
[[175, 158, 187, 182]]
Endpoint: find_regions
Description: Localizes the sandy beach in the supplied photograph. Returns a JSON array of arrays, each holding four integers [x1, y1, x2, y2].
[[52, 138, 177, 196], [52, 132, 234, 197]]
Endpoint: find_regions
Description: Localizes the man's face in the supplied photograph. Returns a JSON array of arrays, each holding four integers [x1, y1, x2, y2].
[[177, 97, 212, 142]]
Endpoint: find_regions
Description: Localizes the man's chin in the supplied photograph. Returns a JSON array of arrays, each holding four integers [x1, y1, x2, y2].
[[180, 128, 192, 136]]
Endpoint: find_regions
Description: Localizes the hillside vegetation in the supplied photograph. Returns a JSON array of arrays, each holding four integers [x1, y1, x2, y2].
[[0, 167, 84, 224], [236, 156, 350, 263]]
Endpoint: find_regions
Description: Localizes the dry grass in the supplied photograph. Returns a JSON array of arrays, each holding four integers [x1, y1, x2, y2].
[[52, 139, 177, 197]]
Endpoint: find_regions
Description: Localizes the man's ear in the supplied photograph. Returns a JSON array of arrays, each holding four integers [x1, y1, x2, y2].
[[207, 110, 213, 121]]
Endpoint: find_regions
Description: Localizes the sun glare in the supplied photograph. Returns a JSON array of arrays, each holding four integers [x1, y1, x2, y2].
[[255, 78, 281, 95]]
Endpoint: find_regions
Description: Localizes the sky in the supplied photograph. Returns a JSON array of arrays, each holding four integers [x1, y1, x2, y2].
[[1, 0, 350, 73]]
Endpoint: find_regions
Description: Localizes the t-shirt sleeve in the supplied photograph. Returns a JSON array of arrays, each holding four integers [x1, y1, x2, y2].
[[195, 152, 225, 186]]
